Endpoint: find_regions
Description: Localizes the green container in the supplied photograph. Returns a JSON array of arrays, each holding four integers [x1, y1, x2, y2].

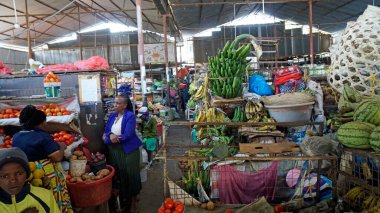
[[44, 82, 61, 98]]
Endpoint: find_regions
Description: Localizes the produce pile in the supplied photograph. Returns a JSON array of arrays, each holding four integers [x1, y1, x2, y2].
[[50, 131, 79, 146], [43, 71, 61, 83], [208, 38, 251, 99], [157, 198, 185, 213], [344, 186, 380, 211], [0, 109, 21, 119], [0, 129, 12, 149], [37, 103, 71, 117]]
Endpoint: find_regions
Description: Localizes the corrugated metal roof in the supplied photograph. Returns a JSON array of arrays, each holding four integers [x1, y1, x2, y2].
[[0, 0, 379, 48]]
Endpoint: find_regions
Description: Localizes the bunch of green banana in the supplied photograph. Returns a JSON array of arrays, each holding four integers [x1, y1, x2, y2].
[[245, 101, 264, 119], [186, 97, 197, 109], [147, 102, 155, 110], [344, 186, 365, 202], [208, 39, 251, 99], [194, 76, 209, 100], [189, 81, 198, 95], [232, 107, 246, 122], [258, 116, 277, 131]]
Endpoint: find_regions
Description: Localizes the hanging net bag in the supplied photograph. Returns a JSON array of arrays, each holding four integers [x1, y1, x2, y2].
[[328, 5, 380, 96]]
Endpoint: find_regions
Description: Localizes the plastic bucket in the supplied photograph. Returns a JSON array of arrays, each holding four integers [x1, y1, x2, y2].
[[70, 159, 87, 177], [140, 166, 148, 183], [67, 165, 115, 208], [44, 82, 61, 98]]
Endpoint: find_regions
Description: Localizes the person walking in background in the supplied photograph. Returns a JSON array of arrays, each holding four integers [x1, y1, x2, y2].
[[0, 147, 60, 213], [138, 107, 157, 165], [12, 105, 72, 213], [103, 95, 142, 213]]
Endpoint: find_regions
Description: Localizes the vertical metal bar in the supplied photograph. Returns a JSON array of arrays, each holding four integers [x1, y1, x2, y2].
[[162, 122, 168, 197], [136, 0, 147, 100], [163, 15, 170, 106], [174, 34, 179, 82], [25, 0, 33, 59], [309, 0, 314, 65], [78, 6, 83, 60]]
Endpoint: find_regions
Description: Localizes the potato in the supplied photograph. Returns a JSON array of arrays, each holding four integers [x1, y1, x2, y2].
[[70, 155, 77, 160], [70, 177, 77, 183], [94, 175, 103, 180], [73, 151, 84, 157], [81, 174, 91, 180], [76, 177, 83, 182], [200, 203, 207, 209], [206, 201, 215, 210], [97, 169, 110, 177], [78, 156, 87, 160]]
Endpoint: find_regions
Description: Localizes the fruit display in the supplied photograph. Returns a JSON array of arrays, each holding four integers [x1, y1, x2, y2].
[[232, 107, 246, 122], [208, 35, 252, 99], [195, 107, 225, 123], [370, 126, 380, 152], [193, 76, 209, 100], [28, 162, 47, 187], [157, 198, 185, 213], [38, 103, 71, 116], [344, 187, 380, 211], [43, 71, 61, 83], [353, 100, 380, 125], [245, 101, 265, 122], [337, 121, 376, 149], [50, 131, 78, 146], [0, 109, 21, 119], [69, 168, 111, 183], [0, 135, 12, 149], [181, 160, 210, 199]]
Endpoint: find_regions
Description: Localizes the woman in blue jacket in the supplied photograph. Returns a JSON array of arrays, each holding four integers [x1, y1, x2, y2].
[[103, 95, 142, 213]]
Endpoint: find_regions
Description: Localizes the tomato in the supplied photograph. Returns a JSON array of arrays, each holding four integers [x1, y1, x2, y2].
[[58, 137, 63, 142], [4, 136, 11, 140], [274, 204, 285, 213], [3, 114, 9, 119], [4, 140, 11, 145], [59, 131, 67, 135], [8, 113, 16, 118], [157, 210, 165, 213], [175, 205, 184, 213], [49, 103, 56, 109], [60, 108, 66, 112], [164, 209, 171, 213], [0, 114, 3, 119], [5, 145, 12, 148], [173, 210, 181, 213], [0, 129, 4, 134], [46, 112, 52, 116], [63, 111, 71, 115], [224, 209, 233, 213], [174, 201, 182, 207], [56, 78, 61, 82], [164, 198, 174, 209], [53, 133, 60, 137], [57, 112, 62, 116], [5, 109, 12, 114]]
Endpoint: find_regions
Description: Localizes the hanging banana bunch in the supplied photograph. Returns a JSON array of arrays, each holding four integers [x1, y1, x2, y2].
[[194, 76, 209, 100]]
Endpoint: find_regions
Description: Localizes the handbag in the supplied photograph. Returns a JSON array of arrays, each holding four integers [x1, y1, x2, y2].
[[273, 66, 304, 94]]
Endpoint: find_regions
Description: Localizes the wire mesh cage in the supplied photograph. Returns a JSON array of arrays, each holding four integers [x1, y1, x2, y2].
[[339, 148, 380, 211]]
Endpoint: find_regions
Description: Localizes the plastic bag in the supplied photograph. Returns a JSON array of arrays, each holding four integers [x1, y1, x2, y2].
[[248, 74, 273, 96], [0, 61, 13, 75], [74, 56, 110, 70]]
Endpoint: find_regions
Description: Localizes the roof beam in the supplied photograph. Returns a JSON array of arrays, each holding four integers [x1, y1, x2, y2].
[[0, 8, 158, 18], [88, 0, 127, 24], [170, 0, 320, 6], [317, 0, 355, 17], [0, 3, 77, 34], [216, 1, 225, 25], [33, 0, 87, 25], [0, 19, 56, 38], [199, 0, 203, 26], [73, 0, 111, 23]]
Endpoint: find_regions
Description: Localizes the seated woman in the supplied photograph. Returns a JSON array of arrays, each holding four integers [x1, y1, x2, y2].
[[12, 105, 72, 213]]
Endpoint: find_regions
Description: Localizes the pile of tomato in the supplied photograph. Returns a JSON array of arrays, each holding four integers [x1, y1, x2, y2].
[[38, 103, 71, 117], [157, 198, 184, 213], [43, 72, 61, 83], [50, 131, 75, 146], [0, 109, 20, 119], [0, 129, 12, 149]]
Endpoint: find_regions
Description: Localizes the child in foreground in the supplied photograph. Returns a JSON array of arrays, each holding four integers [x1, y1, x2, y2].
[[0, 147, 60, 213]]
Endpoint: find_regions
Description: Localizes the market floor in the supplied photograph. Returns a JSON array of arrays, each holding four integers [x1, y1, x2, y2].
[[138, 124, 192, 213]]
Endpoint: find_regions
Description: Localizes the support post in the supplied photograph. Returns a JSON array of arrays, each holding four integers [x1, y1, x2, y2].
[[309, 0, 314, 65], [163, 15, 170, 106], [25, 0, 33, 59], [136, 0, 147, 103], [78, 6, 83, 60]]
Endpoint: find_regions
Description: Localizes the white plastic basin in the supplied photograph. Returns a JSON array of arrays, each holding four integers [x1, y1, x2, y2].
[[265, 102, 314, 123]]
